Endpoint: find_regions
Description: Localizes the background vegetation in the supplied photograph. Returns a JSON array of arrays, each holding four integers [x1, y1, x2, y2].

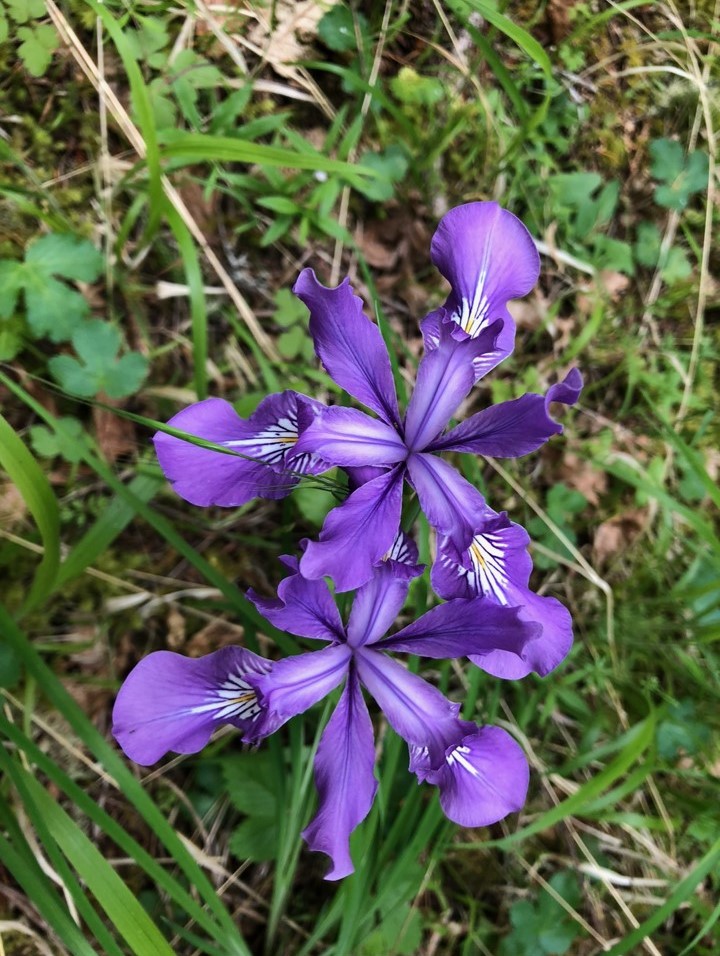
[[0, 1, 718, 953]]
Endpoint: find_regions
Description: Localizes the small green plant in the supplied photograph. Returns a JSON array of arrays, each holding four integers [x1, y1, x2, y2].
[[48, 320, 148, 399], [650, 138, 708, 211], [30, 417, 87, 464], [0, 0, 58, 76], [499, 871, 583, 956], [0, 233, 103, 356]]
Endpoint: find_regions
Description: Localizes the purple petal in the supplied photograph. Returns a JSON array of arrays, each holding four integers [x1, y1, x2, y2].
[[377, 598, 540, 661], [293, 269, 400, 427], [421, 309, 516, 384], [112, 648, 270, 765], [247, 644, 351, 739], [432, 513, 533, 599], [384, 530, 422, 572], [406, 453, 486, 549], [293, 406, 407, 467], [430, 369, 583, 457], [346, 561, 412, 648], [432, 517, 572, 678], [247, 567, 344, 643], [424, 725, 529, 828], [404, 321, 500, 450], [301, 668, 377, 880], [154, 392, 322, 507], [300, 467, 405, 592], [469, 589, 573, 679], [355, 649, 465, 766], [430, 202, 539, 344], [345, 465, 389, 490]]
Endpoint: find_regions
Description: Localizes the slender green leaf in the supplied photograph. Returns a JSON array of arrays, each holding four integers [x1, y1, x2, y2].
[[0, 412, 60, 613]]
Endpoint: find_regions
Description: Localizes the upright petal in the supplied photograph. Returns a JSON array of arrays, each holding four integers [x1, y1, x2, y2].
[[112, 647, 270, 765], [293, 269, 400, 427], [247, 644, 352, 739], [421, 309, 516, 384], [346, 560, 415, 648], [406, 453, 486, 549], [430, 202, 539, 343], [300, 467, 405, 592], [404, 321, 500, 450], [301, 669, 378, 880], [293, 406, 407, 467], [433, 515, 573, 678], [377, 598, 540, 661], [355, 650, 464, 766], [154, 392, 321, 507], [430, 369, 583, 457], [247, 564, 344, 643], [422, 726, 529, 827]]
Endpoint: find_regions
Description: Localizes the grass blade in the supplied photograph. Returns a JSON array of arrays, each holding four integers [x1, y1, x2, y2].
[[0, 412, 60, 614]]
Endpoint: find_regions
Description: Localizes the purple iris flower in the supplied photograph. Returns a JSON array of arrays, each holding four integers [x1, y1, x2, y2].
[[150, 204, 577, 568], [112, 536, 539, 880], [290, 203, 581, 591]]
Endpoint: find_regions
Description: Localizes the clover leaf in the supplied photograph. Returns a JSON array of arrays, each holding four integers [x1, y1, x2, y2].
[[49, 320, 148, 399], [30, 417, 87, 463], [650, 139, 709, 211], [0, 233, 104, 343], [499, 872, 582, 956]]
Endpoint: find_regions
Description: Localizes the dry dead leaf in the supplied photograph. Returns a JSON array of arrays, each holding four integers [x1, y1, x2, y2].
[[0, 481, 27, 527], [593, 508, 648, 565], [92, 401, 137, 463], [249, 0, 328, 76], [560, 453, 608, 505]]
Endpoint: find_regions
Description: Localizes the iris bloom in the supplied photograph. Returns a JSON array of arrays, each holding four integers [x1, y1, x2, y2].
[[113, 538, 539, 879], [152, 203, 579, 594]]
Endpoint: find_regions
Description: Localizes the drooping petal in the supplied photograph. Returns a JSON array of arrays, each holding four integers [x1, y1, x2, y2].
[[112, 647, 270, 765], [247, 644, 352, 740], [293, 269, 400, 427], [429, 369, 583, 457], [355, 649, 465, 766], [469, 590, 573, 679], [404, 321, 500, 450], [406, 452, 486, 549], [154, 392, 324, 507], [432, 515, 573, 678], [377, 598, 540, 661], [293, 406, 407, 467], [432, 513, 533, 598], [422, 725, 529, 827], [429, 201, 539, 345], [300, 467, 405, 592], [247, 564, 344, 643], [301, 668, 377, 880], [346, 560, 415, 648]]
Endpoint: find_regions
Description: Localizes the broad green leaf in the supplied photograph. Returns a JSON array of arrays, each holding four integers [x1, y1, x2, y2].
[[30, 418, 86, 462], [25, 273, 90, 340], [6, 0, 46, 24], [26, 233, 103, 282], [318, 4, 368, 52], [49, 319, 148, 398], [0, 260, 24, 318], [649, 137, 685, 181], [0, 314, 24, 359], [355, 146, 408, 201], [17, 23, 58, 76]]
